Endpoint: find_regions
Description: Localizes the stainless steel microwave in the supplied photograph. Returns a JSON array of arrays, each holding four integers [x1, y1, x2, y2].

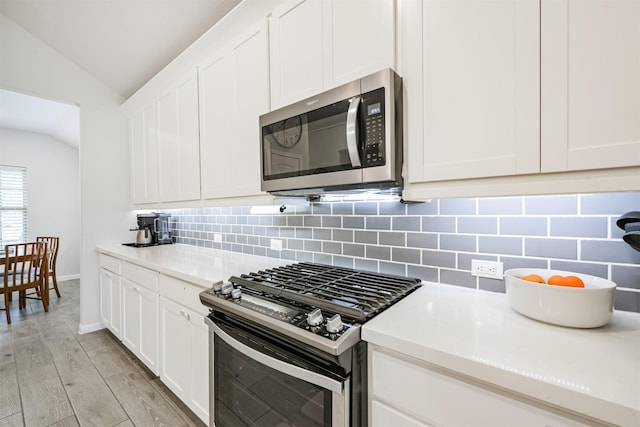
[[260, 68, 403, 197]]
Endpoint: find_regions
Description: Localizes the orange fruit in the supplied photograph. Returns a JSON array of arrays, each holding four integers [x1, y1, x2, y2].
[[547, 275, 565, 286], [520, 274, 545, 284], [546, 275, 585, 288], [563, 276, 585, 288]]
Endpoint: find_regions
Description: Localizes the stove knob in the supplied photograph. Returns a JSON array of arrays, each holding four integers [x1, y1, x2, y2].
[[212, 281, 223, 293], [220, 282, 233, 296], [307, 308, 324, 327], [325, 314, 343, 334], [231, 288, 242, 300]]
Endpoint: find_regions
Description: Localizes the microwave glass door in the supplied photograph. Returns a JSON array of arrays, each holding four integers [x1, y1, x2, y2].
[[262, 88, 385, 182]]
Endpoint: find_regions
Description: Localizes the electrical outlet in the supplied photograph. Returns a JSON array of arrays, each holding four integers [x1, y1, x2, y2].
[[213, 233, 222, 243], [270, 239, 283, 251], [471, 260, 503, 279]]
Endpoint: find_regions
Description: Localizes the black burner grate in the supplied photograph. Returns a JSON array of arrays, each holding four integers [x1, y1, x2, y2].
[[229, 262, 421, 322]]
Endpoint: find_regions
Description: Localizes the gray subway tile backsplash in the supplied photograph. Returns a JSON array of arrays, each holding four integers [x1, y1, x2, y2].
[[525, 195, 578, 215], [500, 217, 547, 236], [525, 238, 577, 259], [550, 217, 608, 238], [581, 192, 640, 215], [168, 191, 640, 313]]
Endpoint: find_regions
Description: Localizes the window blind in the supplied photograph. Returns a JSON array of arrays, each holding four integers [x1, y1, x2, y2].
[[0, 165, 27, 247]]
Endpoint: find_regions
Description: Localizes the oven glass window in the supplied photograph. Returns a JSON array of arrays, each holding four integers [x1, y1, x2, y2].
[[214, 334, 332, 427]]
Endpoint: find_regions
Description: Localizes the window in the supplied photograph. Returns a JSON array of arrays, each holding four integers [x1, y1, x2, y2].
[[0, 165, 27, 247]]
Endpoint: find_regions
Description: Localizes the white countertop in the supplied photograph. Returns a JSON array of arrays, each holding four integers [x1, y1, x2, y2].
[[96, 244, 639, 425], [362, 284, 640, 427], [96, 243, 288, 288]]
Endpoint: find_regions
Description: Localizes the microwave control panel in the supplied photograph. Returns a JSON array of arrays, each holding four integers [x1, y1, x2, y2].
[[363, 88, 386, 167]]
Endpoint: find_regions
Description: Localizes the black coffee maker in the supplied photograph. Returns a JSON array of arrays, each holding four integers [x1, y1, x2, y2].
[[132, 213, 157, 245]]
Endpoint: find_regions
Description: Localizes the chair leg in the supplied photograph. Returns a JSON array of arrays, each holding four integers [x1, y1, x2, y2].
[[4, 292, 10, 324], [52, 271, 60, 298]]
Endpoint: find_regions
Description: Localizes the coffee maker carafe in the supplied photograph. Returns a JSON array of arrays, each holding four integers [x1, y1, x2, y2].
[[132, 213, 156, 245]]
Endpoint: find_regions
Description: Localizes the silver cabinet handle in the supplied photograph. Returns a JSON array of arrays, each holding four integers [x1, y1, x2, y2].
[[212, 322, 343, 394], [345, 96, 362, 168]]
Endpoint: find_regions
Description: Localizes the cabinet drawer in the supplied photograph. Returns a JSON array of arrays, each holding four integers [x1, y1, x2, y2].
[[98, 254, 121, 275], [159, 275, 208, 316], [370, 346, 588, 427], [121, 261, 158, 292]]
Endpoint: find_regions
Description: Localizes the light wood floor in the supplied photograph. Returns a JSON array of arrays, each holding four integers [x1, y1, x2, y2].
[[0, 280, 207, 427]]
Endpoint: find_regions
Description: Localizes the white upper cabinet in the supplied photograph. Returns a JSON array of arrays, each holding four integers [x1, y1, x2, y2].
[[541, 0, 640, 172], [323, 0, 395, 89], [402, 0, 640, 194], [270, 0, 324, 109], [156, 70, 201, 202], [129, 103, 159, 204], [404, 0, 540, 183], [199, 21, 270, 200], [269, 0, 395, 109]]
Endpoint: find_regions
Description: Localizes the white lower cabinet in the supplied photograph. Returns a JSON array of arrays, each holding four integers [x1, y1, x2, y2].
[[121, 263, 160, 375], [99, 268, 122, 339], [98, 254, 123, 339], [159, 276, 209, 423], [369, 345, 593, 427], [97, 254, 208, 422]]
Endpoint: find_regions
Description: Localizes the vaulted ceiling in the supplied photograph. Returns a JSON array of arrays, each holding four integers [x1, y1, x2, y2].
[[0, 0, 241, 147]]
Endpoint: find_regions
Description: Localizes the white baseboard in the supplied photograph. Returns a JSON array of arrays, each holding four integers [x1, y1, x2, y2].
[[78, 322, 105, 335], [59, 274, 80, 282]]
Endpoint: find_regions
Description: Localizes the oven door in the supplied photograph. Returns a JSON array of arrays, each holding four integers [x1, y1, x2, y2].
[[206, 316, 349, 427]]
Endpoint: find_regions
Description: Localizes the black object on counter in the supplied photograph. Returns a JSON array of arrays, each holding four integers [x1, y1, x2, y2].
[[616, 211, 640, 252]]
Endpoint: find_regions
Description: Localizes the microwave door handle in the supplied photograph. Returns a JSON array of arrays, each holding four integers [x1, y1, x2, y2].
[[346, 96, 362, 168]]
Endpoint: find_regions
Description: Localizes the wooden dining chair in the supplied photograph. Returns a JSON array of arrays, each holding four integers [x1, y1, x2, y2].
[[1, 242, 48, 324], [37, 236, 60, 298]]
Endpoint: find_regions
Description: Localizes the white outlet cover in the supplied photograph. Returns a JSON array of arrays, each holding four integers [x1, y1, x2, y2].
[[270, 239, 283, 251], [214, 234, 223, 243]]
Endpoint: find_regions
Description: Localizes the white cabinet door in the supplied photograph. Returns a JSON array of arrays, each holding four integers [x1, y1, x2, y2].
[[270, 0, 324, 109], [159, 297, 189, 397], [229, 22, 270, 198], [270, 0, 396, 109], [138, 285, 159, 374], [99, 269, 111, 329], [121, 279, 140, 354], [158, 297, 209, 423], [129, 103, 159, 204], [122, 278, 159, 374], [199, 21, 269, 200], [189, 311, 209, 422], [541, 0, 640, 172], [371, 400, 432, 427], [323, 0, 395, 89], [404, 0, 540, 183], [199, 53, 230, 199], [157, 70, 201, 202], [110, 275, 122, 339]]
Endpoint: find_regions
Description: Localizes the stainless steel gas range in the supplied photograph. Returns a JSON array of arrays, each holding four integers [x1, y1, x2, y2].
[[199, 262, 421, 427]]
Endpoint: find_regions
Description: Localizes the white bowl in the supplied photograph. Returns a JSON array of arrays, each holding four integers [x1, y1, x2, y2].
[[504, 268, 616, 328]]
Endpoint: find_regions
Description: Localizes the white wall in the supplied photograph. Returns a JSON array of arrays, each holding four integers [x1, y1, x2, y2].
[[0, 128, 81, 279], [0, 14, 133, 333]]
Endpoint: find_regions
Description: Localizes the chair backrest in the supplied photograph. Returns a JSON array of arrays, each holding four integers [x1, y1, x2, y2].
[[36, 236, 59, 269], [3, 242, 47, 290]]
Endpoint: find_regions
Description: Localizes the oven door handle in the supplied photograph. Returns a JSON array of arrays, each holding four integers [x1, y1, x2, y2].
[[211, 322, 344, 395]]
